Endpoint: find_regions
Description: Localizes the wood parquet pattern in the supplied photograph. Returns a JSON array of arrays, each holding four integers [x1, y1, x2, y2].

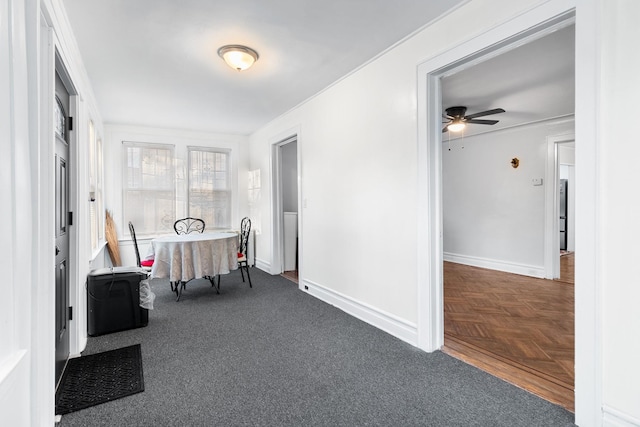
[[443, 254, 575, 411]]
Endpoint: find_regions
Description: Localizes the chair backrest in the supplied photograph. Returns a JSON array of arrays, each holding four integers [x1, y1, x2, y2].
[[239, 217, 251, 256], [128, 221, 142, 268], [174, 217, 205, 234]]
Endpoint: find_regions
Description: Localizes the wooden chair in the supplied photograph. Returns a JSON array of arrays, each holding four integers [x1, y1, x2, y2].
[[173, 217, 205, 234]]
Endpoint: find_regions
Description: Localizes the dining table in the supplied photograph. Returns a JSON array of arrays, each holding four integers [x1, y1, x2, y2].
[[148, 231, 238, 301]]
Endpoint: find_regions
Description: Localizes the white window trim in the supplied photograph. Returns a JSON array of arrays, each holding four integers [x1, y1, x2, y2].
[[122, 141, 176, 236]]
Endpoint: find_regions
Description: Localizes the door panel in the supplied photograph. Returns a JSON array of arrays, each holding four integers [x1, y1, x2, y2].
[[54, 72, 70, 387]]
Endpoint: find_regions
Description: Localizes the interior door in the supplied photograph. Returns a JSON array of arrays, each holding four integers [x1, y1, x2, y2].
[[54, 71, 70, 387]]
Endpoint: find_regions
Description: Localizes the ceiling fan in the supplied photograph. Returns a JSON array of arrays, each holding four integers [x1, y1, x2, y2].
[[442, 106, 506, 133]]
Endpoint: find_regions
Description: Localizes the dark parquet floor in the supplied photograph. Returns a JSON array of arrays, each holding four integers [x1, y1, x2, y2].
[[443, 253, 575, 411]]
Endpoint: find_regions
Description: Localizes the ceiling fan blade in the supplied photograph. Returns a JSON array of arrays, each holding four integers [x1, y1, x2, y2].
[[442, 114, 455, 120], [442, 126, 449, 133], [464, 108, 505, 119], [465, 119, 499, 125]]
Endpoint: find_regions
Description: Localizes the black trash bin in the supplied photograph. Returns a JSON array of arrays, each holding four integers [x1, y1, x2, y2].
[[87, 266, 149, 336]]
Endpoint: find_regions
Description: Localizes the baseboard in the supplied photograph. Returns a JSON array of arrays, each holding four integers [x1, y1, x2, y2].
[[443, 252, 545, 278], [254, 257, 271, 273], [301, 278, 418, 346], [603, 406, 640, 427]]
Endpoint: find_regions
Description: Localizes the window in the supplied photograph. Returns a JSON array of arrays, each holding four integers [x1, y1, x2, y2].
[[188, 148, 231, 229], [97, 138, 104, 240], [123, 142, 175, 235], [88, 120, 104, 251], [248, 169, 261, 233]]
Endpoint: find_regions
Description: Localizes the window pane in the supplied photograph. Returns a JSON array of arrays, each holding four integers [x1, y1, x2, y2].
[[123, 143, 175, 235], [97, 138, 104, 239], [248, 169, 261, 234], [188, 149, 230, 229]]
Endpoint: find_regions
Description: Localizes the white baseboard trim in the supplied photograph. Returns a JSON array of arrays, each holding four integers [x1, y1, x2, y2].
[[254, 258, 271, 273], [301, 278, 418, 346], [603, 406, 640, 427], [443, 252, 545, 278]]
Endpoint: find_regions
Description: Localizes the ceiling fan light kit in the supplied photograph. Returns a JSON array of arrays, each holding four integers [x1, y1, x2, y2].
[[218, 45, 259, 71], [447, 120, 466, 132], [442, 106, 505, 133]]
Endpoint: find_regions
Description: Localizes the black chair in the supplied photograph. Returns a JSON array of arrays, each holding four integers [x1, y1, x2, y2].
[[237, 217, 252, 287], [174, 217, 205, 234], [128, 221, 154, 271]]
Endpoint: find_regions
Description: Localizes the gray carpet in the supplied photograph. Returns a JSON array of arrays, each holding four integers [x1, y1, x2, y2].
[[58, 268, 575, 426]]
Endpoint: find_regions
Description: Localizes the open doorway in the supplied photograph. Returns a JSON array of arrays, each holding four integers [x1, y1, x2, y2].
[[418, 4, 601, 424], [271, 135, 299, 284], [280, 140, 299, 283], [557, 143, 575, 284], [434, 18, 576, 411], [551, 139, 575, 284]]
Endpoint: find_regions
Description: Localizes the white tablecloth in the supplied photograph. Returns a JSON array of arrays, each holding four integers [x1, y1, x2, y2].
[[149, 232, 238, 283]]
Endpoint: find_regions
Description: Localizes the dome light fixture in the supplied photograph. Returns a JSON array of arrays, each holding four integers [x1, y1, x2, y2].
[[217, 45, 259, 71]]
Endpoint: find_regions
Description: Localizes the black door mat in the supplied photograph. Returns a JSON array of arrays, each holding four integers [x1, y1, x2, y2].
[[55, 344, 144, 415]]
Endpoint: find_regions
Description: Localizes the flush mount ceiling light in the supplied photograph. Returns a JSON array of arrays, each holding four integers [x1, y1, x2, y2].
[[217, 45, 259, 71]]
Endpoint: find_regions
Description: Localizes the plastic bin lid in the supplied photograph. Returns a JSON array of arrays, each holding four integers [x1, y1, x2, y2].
[[89, 266, 146, 276]]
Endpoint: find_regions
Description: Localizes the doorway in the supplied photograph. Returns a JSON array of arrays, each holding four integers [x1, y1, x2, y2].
[[271, 135, 300, 285], [416, 3, 587, 414], [438, 24, 575, 409]]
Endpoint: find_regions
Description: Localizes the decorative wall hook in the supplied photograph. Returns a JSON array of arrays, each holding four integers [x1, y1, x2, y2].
[[511, 157, 520, 168]]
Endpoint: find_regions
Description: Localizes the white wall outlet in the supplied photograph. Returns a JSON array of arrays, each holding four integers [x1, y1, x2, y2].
[[532, 178, 543, 186]]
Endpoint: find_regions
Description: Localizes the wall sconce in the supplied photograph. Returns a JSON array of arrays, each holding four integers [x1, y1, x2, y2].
[[218, 45, 259, 71], [511, 157, 520, 168]]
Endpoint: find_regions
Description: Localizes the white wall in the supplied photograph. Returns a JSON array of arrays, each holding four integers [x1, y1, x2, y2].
[[443, 119, 574, 277], [103, 125, 249, 266], [249, 0, 549, 339], [599, 1, 640, 424], [1, 1, 34, 424], [250, 0, 640, 425], [1, 0, 107, 423]]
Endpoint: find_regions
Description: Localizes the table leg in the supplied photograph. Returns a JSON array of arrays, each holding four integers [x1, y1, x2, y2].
[[170, 281, 179, 296]]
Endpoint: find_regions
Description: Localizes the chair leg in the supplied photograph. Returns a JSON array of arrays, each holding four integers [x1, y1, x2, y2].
[[240, 263, 245, 282], [206, 275, 221, 294], [245, 265, 252, 288]]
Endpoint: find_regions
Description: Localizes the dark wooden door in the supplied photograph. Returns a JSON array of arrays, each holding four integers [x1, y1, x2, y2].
[[54, 71, 70, 388]]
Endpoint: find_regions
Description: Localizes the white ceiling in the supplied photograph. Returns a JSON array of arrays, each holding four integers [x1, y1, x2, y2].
[[441, 24, 575, 137], [61, 0, 466, 135]]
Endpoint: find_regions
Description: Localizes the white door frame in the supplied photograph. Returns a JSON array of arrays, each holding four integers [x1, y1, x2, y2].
[[37, 7, 81, 423], [417, 1, 601, 425], [270, 127, 302, 288], [544, 133, 575, 279]]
